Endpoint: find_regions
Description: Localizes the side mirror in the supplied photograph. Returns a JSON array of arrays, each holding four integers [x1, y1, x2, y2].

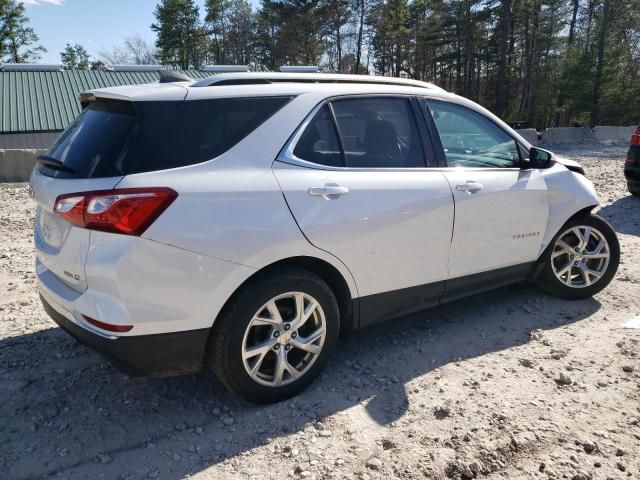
[[527, 147, 554, 169]]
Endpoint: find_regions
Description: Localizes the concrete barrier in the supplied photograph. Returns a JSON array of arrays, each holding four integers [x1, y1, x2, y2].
[[540, 127, 595, 145], [515, 128, 539, 146], [592, 126, 635, 145], [0, 149, 45, 182]]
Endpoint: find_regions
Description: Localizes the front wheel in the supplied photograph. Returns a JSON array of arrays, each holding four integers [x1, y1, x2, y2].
[[208, 268, 340, 403], [536, 213, 620, 300]]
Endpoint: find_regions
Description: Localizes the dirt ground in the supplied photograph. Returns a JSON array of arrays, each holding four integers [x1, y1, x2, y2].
[[1, 145, 639, 480]]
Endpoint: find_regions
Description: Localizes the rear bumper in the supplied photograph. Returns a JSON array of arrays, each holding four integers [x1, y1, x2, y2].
[[40, 293, 209, 377]]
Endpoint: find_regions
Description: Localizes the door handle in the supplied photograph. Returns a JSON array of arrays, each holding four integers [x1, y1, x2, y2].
[[308, 185, 350, 200], [455, 181, 483, 193]]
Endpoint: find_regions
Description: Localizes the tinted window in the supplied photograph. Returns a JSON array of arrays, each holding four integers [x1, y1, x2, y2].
[[293, 105, 343, 167], [44, 100, 163, 179], [427, 100, 520, 168], [142, 97, 291, 173], [331, 97, 426, 168], [41, 96, 291, 178]]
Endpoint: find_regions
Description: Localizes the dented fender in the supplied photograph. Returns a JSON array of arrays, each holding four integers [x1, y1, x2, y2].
[[540, 163, 599, 252]]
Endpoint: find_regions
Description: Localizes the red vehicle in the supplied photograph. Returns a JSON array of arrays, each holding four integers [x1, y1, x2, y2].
[[625, 126, 640, 196]]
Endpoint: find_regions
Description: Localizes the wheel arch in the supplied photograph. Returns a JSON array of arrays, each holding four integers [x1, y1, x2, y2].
[[532, 204, 598, 279], [212, 256, 358, 336], [541, 203, 598, 251]]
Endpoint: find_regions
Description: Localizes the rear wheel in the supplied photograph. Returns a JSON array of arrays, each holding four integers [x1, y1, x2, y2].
[[208, 268, 339, 403], [536, 214, 619, 299]]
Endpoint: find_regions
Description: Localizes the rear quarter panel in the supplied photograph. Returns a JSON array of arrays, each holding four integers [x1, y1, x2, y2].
[[114, 94, 359, 300]]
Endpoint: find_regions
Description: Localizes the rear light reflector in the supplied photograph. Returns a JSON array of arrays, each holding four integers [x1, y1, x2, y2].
[[54, 188, 177, 236], [82, 315, 133, 333], [632, 127, 640, 146]]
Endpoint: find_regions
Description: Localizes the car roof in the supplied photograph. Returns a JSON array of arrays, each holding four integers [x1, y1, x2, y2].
[[83, 73, 453, 103]]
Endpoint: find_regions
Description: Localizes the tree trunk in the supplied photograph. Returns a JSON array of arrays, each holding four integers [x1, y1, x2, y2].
[[495, 0, 512, 116], [568, 0, 579, 43], [354, 0, 365, 74], [590, 0, 611, 127], [336, 26, 342, 71], [526, 3, 540, 126]]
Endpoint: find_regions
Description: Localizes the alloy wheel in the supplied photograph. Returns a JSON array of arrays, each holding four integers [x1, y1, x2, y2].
[[551, 225, 611, 288], [241, 292, 327, 387]]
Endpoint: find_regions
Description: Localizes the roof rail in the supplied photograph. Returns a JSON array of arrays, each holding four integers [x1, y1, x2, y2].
[[279, 66, 319, 73], [204, 65, 250, 73], [1, 63, 62, 72], [191, 72, 445, 91]]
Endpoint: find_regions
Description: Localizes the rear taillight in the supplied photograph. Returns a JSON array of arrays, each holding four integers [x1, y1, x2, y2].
[[632, 127, 640, 146], [54, 188, 177, 236]]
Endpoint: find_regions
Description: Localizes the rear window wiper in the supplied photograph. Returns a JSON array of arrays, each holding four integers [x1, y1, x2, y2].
[[37, 155, 76, 174]]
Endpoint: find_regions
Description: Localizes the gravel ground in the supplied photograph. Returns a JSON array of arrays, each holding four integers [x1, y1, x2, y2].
[[1, 145, 639, 480]]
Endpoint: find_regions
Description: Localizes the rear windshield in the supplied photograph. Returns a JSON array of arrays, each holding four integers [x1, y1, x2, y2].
[[41, 96, 293, 178]]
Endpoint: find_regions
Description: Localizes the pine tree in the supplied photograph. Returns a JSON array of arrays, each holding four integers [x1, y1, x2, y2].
[[0, 0, 45, 63], [144, 0, 640, 127], [151, 0, 206, 69], [61, 43, 91, 70]]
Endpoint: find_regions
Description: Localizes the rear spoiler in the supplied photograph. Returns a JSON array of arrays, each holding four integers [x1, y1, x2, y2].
[[79, 93, 96, 110], [78, 81, 191, 109]]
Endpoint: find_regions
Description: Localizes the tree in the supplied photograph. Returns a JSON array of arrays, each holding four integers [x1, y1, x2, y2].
[[151, 0, 206, 69], [255, 0, 284, 70], [144, 0, 640, 127], [224, 0, 257, 65], [61, 43, 111, 70], [277, 0, 328, 65], [368, 0, 412, 77], [99, 35, 158, 66], [124, 34, 157, 64], [205, 0, 228, 64], [494, 0, 513, 116], [0, 0, 45, 63], [589, 0, 612, 127], [205, 0, 256, 65], [61, 43, 91, 70], [350, 0, 370, 73], [98, 45, 131, 65], [325, 0, 351, 71]]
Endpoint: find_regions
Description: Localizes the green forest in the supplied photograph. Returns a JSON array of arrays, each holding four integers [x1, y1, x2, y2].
[[2, 0, 639, 129]]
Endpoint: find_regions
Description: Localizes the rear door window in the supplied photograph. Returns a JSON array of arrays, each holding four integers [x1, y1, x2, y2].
[[331, 97, 426, 168], [41, 96, 292, 179], [292, 96, 427, 168], [293, 105, 344, 167]]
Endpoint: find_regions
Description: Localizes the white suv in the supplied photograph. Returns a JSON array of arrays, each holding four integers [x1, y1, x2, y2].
[[31, 73, 620, 403]]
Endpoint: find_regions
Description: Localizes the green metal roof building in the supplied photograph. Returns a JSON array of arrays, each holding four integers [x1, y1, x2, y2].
[[0, 68, 211, 149]]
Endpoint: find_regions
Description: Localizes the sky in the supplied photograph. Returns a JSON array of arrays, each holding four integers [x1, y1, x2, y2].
[[19, 0, 220, 64]]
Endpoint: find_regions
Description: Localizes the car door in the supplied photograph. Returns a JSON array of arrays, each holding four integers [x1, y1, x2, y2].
[[273, 96, 454, 326], [423, 99, 549, 288]]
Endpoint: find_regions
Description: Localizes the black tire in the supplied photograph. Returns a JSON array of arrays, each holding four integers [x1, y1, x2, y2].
[[208, 267, 340, 403], [535, 213, 619, 300], [628, 182, 640, 196]]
